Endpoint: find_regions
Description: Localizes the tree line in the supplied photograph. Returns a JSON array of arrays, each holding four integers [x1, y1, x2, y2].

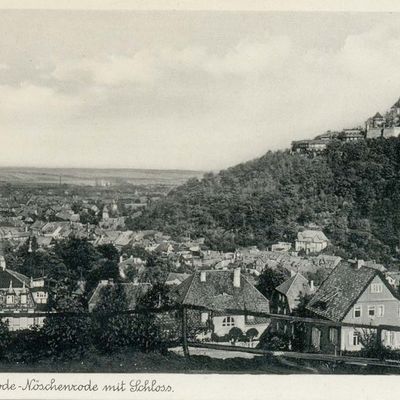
[[127, 138, 400, 267]]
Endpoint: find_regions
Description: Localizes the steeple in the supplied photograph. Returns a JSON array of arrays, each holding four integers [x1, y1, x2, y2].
[[7, 280, 14, 294]]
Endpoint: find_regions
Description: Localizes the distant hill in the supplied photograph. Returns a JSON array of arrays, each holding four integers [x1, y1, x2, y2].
[[0, 167, 203, 187], [129, 138, 400, 266]]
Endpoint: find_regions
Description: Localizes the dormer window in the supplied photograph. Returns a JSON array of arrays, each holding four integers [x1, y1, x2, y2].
[[354, 305, 362, 318], [6, 294, 14, 305], [20, 294, 27, 304], [222, 316, 235, 327], [371, 283, 383, 293]]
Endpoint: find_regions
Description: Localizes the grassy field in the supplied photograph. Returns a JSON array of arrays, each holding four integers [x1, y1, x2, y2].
[[0, 350, 397, 374], [0, 167, 204, 186]]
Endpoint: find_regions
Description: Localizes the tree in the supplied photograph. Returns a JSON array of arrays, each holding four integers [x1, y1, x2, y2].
[[137, 283, 172, 309], [84, 259, 120, 298], [41, 293, 92, 360], [54, 238, 100, 280], [246, 328, 259, 347], [91, 284, 134, 354], [228, 327, 243, 345], [97, 244, 119, 263], [256, 267, 289, 300], [292, 293, 314, 317]]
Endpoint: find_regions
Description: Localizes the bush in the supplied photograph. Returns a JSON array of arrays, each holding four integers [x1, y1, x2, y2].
[[41, 315, 93, 360], [7, 327, 47, 363], [0, 320, 11, 359], [228, 327, 244, 344], [258, 329, 291, 351], [358, 329, 399, 360], [211, 333, 230, 343]]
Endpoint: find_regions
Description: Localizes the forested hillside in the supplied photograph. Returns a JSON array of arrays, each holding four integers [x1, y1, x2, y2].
[[127, 138, 400, 266]]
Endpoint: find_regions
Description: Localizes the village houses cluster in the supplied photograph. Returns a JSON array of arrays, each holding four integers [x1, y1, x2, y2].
[[2, 102, 400, 354], [1, 185, 400, 356]]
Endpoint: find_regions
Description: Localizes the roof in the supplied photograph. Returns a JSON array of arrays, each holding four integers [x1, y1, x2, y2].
[[155, 242, 174, 253], [165, 272, 191, 285], [374, 112, 384, 119], [393, 98, 400, 108], [275, 273, 311, 311], [306, 261, 393, 322], [297, 230, 328, 243], [174, 270, 270, 313], [88, 282, 151, 311], [0, 269, 30, 289]]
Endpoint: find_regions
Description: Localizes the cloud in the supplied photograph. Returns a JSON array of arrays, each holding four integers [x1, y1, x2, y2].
[[52, 52, 160, 86], [3, 20, 400, 169]]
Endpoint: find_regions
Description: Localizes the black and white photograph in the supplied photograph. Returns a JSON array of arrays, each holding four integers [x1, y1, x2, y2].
[[1, 0, 400, 398]]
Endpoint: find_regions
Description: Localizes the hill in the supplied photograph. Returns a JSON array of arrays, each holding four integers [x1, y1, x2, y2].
[[0, 167, 203, 187], [128, 138, 400, 266]]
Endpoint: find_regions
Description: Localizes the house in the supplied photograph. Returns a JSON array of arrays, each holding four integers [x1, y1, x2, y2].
[[118, 256, 146, 280], [295, 230, 329, 254], [88, 279, 151, 312], [271, 272, 314, 315], [154, 242, 174, 255], [339, 129, 365, 142], [271, 242, 292, 252], [165, 272, 191, 286], [174, 269, 270, 341], [0, 247, 48, 330], [306, 260, 400, 353], [291, 139, 328, 154], [366, 112, 386, 131]]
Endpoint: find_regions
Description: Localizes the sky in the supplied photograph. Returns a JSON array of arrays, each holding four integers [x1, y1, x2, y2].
[[1, 10, 400, 170]]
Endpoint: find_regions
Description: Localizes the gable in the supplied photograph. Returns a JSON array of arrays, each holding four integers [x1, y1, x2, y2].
[[357, 275, 397, 303]]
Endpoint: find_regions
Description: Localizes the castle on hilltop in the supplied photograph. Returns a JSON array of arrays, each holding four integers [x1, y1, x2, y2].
[[365, 98, 400, 138], [291, 97, 400, 154]]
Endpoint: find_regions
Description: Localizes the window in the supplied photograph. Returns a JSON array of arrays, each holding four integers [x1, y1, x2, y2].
[[353, 331, 361, 346], [20, 294, 27, 304], [201, 312, 209, 323], [6, 295, 13, 305], [246, 315, 254, 322], [12, 318, 20, 330], [222, 316, 235, 327], [368, 306, 375, 317], [371, 283, 383, 293], [377, 305, 385, 317], [354, 305, 362, 318], [329, 328, 338, 345], [385, 331, 395, 346]]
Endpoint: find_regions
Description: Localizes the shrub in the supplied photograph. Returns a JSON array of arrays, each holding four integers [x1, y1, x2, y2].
[[258, 329, 291, 351], [228, 327, 244, 344], [7, 327, 47, 363], [0, 320, 11, 359], [41, 314, 93, 360]]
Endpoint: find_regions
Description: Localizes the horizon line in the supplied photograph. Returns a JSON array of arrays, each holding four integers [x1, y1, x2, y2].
[[0, 165, 208, 173]]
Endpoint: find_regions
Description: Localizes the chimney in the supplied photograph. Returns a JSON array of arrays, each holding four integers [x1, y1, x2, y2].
[[355, 259, 365, 270], [119, 255, 123, 263], [0, 256, 6, 271], [233, 268, 241, 288], [310, 280, 314, 292], [200, 271, 206, 282]]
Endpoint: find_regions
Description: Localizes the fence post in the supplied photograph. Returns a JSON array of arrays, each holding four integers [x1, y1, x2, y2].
[[376, 326, 383, 358], [181, 306, 189, 357]]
